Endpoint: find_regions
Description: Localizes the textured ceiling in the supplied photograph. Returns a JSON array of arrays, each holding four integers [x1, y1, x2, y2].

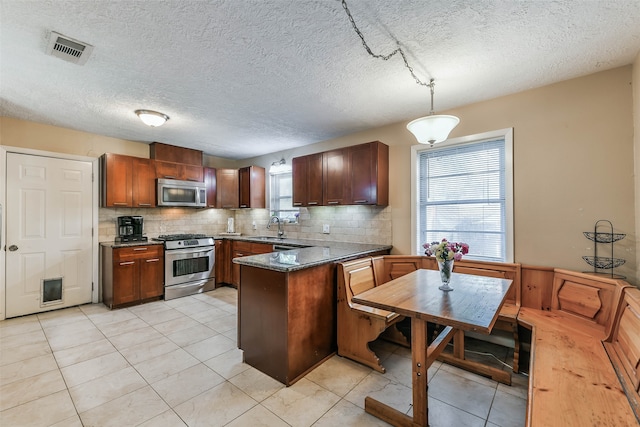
[[1, 0, 639, 160]]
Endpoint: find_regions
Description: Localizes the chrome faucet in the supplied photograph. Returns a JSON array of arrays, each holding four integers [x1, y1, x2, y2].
[[267, 216, 285, 239]]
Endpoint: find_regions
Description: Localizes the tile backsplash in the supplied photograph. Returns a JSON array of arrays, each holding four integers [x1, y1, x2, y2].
[[99, 205, 392, 245]]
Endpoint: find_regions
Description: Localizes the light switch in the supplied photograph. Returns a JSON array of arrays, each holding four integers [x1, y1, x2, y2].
[[323, 224, 330, 234]]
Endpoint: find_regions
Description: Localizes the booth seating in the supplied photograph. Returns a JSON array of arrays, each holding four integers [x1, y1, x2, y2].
[[336, 257, 409, 373], [518, 269, 639, 426]]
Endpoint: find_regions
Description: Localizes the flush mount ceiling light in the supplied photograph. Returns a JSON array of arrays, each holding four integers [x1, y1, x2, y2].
[[135, 109, 169, 127], [341, 0, 460, 146]]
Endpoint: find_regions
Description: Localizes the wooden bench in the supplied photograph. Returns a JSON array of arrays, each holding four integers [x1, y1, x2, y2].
[[604, 286, 640, 421], [518, 269, 638, 426], [337, 257, 409, 373]]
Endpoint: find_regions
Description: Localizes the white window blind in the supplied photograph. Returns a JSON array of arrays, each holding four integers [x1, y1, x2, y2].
[[417, 138, 508, 262]]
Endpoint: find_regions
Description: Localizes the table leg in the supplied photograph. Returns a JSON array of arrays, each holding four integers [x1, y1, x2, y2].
[[412, 317, 428, 426]]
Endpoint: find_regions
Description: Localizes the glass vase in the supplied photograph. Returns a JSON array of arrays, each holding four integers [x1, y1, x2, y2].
[[438, 259, 455, 291]]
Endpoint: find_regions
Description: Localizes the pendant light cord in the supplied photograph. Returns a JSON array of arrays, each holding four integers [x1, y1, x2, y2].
[[341, 0, 432, 90]]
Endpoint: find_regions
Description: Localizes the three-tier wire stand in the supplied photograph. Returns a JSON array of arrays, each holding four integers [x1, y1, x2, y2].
[[582, 219, 626, 279]]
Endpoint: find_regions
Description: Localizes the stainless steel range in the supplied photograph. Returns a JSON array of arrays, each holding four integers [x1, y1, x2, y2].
[[153, 234, 215, 300]]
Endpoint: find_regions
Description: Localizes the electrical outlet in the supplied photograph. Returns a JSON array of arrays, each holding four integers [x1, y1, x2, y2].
[[322, 224, 330, 234], [252, 221, 257, 230]]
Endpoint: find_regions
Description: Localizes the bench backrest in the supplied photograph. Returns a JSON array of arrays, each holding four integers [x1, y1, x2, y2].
[[376, 255, 432, 283], [606, 287, 640, 420], [338, 257, 379, 307], [551, 269, 628, 339]]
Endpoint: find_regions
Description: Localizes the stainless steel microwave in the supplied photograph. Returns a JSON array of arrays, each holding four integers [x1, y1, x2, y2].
[[157, 178, 206, 208]]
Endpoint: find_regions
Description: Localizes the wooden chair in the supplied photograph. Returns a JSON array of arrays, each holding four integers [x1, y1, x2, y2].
[[337, 257, 409, 372]]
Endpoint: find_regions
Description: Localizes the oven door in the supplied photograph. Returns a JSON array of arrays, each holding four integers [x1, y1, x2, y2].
[[165, 246, 215, 287]]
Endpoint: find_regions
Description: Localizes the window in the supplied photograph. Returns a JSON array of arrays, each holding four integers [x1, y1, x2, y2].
[[269, 166, 298, 222], [411, 128, 514, 262]]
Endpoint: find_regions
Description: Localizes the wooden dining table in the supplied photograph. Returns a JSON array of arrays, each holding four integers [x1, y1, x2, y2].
[[352, 268, 513, 427]]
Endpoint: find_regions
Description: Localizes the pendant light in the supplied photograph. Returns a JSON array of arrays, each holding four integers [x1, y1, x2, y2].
[[406, 79, 459, 146], [135, 109, 170, 127]]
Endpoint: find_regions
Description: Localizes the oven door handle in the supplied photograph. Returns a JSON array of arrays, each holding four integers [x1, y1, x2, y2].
[[167, 247, 214, 256]]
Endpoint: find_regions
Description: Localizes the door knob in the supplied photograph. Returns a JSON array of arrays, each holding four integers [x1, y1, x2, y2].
[[8, 245, 18, 251]]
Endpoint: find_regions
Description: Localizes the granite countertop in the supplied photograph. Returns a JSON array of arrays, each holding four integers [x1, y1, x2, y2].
[[99, 240, 163, 249], [231, 241, 392, 272]]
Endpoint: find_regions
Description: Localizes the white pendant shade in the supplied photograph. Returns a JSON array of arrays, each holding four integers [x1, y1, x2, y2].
[[135, 109, 169, 127], [406, 114, 460, 145]]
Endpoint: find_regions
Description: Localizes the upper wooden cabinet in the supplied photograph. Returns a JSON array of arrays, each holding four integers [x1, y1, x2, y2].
[[216, 168, 239, 209], [239, 166, 265, 209], [150, 142, 202, 165], [323, 148, 350, 206], [292, 141, 388, 207], [348, 141, 389, 206], [204, 167, 217, 208], [292, 153, 322, 207], [101, 153, 156, 208], [131, 158, 156, 208], [155, 160, 203, 182]]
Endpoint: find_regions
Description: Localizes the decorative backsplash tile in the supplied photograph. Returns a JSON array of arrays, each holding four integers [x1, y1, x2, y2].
[[99, 205, 392, 245]]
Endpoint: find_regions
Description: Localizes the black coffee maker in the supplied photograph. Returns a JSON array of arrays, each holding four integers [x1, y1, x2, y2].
[[115, 216, 147, 243]]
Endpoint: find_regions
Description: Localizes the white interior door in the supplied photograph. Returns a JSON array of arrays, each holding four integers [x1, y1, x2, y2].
[[5, 153, 93, 318]]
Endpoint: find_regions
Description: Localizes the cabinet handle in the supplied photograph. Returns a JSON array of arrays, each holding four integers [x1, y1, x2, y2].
[[186, 178, 200, 182], [236, 253, 244, 257], [327, 201, 339, 205], [146, 258, 160, 262], [208, 205, 216, 208], [163, 175, 176, 179], [222, 205, 234, 208], [240, 204, 247, 208], [308, 201, 318, 205], [293, 202, 302, 206], [354, 200, 368, 204], [138, 203, 151, 207], [113, 202, 128, 206], [133, 247, 148, 251], [119, 261, 135, 266]]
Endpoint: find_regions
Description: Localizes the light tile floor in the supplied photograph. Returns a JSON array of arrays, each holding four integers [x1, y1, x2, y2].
[[0, 286, 527, 427]]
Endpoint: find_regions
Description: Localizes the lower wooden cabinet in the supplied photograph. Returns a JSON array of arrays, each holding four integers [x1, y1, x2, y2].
[[101, 244, 164, 309], [230, 241, 273, 287]]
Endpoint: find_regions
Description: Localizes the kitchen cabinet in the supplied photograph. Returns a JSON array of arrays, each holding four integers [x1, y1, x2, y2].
[[348, 141, 389, 206], [215, 239, 231, 285], [204, 167, 217, 208], [101, 244, 164, 309], [323, 148, 349, 206], [101, 153, 156, 208], [239, 166, 265, 208], [292, 153, 323, 207], [216, 169, 239, 209], [150, 142, 203, 166], [155, 160, 203, 182], [231, 241, 273, 287], [292, 141, 389, 207]]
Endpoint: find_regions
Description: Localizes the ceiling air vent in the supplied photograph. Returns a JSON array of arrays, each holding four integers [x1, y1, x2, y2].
[[45, 31, 93, 65]]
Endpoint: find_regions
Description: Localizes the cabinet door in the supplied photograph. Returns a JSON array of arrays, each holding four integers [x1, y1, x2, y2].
[[215, 240, 228, 285], [132, 158, 156, 208], [292, 156, 307, 207], [139, 256, 164, 299], [182, 165, 204, 182], [239, 166, 265, 208], [349, 143, 374, 205], [323, 148, 349, 205], [102, 153, 132, 207], [216, 169, 239, 209], [155, 161, 181, 179], [112, 258, 139, 305], [204, 167, 217, 208], [307, 153, 323, 206]]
